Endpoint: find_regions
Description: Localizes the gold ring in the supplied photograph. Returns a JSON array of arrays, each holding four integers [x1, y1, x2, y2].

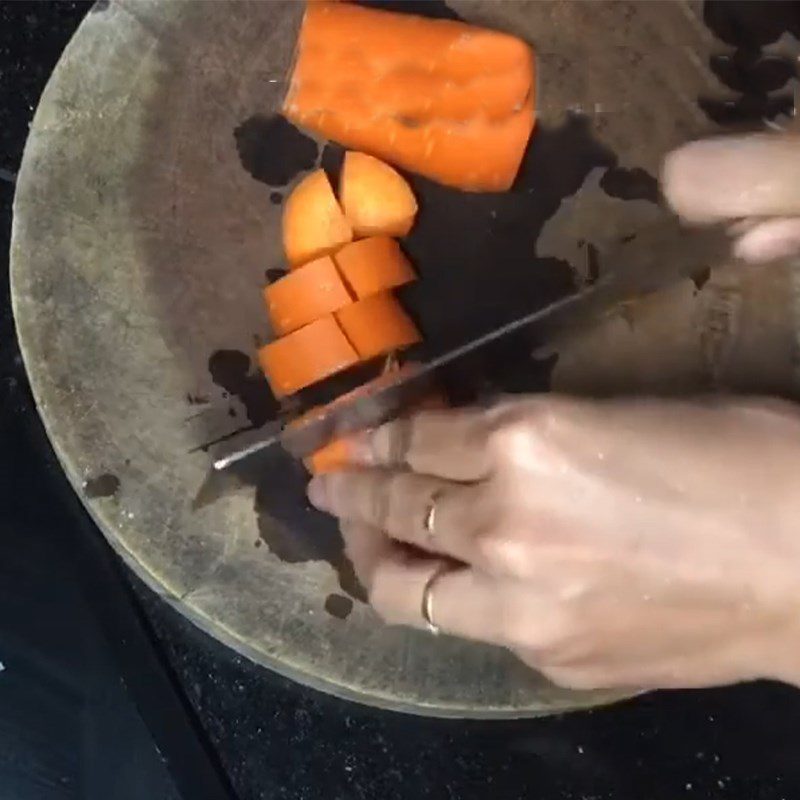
[[423, 489, 444, 540], [421, 562, 451, 636]]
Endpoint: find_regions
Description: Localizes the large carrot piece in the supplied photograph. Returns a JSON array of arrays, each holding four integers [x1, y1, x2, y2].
[[264, 255, 353, 336], [336, 292, 421, 360], [283, 2, 536, 192], [283, 169, 353, 267], [258, 315, 359, 398], [333, 236, 415, 299]]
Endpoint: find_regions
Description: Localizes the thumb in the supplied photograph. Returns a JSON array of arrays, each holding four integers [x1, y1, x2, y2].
[[662, 134, 800, 224]]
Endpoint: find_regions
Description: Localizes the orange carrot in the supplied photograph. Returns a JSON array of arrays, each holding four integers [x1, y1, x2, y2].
[[339, 152, 418, 237], [304, 436, 355, 474], [335, 292, 421, 360], [283, 169, 353, 267], [258, 315, 359, 398], [264, 255, 353, 336], [333, 236, 415, 299], [283, 2, 536, 192]]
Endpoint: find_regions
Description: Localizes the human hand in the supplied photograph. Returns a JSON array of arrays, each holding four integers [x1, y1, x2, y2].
[[307, 397, 800, 691], [663, 133, 800, 263]]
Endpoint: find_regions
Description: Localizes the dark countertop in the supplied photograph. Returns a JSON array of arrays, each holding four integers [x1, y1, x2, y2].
[[4, 2, 800, 799]]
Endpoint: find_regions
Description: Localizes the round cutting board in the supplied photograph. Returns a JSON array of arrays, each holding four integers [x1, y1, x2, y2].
[[11, 0, 799, 716]]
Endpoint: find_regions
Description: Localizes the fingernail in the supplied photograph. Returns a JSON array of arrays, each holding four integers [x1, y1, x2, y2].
[[306, 476, 329, 510]]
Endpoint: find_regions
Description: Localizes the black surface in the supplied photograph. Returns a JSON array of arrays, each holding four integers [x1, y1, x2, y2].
[[5, 2, 800, 799]]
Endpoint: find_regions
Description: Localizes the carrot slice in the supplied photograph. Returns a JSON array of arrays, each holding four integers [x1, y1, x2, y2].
[[283, 2, 536, 192], [283, 169, 353, 267], [333, 236, 415, 299], [264, 255, 353, 336], [335, 292, 421, 360], [339, 153, 418, 237], [258, 316, 359, 398]]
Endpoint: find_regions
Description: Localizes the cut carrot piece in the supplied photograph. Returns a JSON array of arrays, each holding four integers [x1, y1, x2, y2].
[[283, 2, 536, 192], [340, 153, 418, 237], [264, 255, 353, 336], [258, 316, 359, 398], [335, 292, 421, 360], [282, 169, 353, 267], [333, 237, 415, 299], [304, 436, 355, 475]]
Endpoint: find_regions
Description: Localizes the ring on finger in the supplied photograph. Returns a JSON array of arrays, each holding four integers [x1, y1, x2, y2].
[[422, 488, 445, 541], [421, 561, 453, 635]]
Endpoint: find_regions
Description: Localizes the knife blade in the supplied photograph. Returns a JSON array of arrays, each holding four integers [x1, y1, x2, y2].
[[212, 216, 735, 471]]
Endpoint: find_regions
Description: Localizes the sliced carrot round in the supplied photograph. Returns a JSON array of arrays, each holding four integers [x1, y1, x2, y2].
[[264, 255, 353, 336], [340, 152, 418, 238], [283, 169, 353, 267], [333, 236, 416, 299], [335, 292, 421, 361], [258, 315, 359, 398]]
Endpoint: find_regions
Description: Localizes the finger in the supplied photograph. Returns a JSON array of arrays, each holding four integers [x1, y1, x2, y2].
[[338, 519, 398, 593], [309, 470, 484, 564], [370, 555, 511, 646], [733, 216, 800, 263], [347, 408, 493, 481], [662, 134, 800, 223]]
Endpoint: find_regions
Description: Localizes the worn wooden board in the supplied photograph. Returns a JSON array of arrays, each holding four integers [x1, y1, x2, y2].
[[11, 0, 800, 716]]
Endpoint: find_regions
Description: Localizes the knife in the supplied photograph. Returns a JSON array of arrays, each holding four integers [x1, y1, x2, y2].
[[211, 215, 735, 471]]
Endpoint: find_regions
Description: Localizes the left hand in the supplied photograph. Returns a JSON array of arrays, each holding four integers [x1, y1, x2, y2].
[[306, 396, 800, 691]]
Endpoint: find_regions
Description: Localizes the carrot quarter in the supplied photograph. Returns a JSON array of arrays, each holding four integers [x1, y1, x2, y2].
[[282, 169, 353, 267], [335, 292, 421, 361], [264, 255, 353, 336], [258, 316, 359, 398], [333, 237, 415, 299], [340, 152, 418, 237]]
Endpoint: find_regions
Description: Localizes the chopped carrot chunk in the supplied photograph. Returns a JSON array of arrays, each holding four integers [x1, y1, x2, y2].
[[264, 255, 353, 336], [333, 236, 415, 299], [340, 152, 418, 237], [282, 169, 353, 267], [258, 316, 359, 398], [335, 292, 421, 360]]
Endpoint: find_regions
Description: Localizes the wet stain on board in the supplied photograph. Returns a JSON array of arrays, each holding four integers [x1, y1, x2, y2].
[[84, 473, 120, 499], [324, 593, 354, 620], [234, 115, 318, 187], [207, 350, 277, 429], [700, 1, 799, 127]]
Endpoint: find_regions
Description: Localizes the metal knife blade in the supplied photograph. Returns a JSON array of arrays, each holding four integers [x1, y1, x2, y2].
[[212, 216, 734, 471]]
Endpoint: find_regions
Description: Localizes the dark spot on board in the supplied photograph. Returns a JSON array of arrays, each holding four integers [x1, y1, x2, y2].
[[228, 408, 237, 418], [599, 167, 660, 204], [91, 0, 110, 11], [700, 1, 799, 127], [207, 350, 278, 428], [233, 115, 318, 187], [324, 593, 354, 620], [84, 473, 120, 499], [704, 1, 800, 48], [254, 539, 262, 548], [355, 0, 461, 21], [265, 267, 288, 283], [270, 191, 282, 205], [398, 113, 615, 397], [320, 142, 346, 190], [692, 267, 712, 291], [186, 393, 209, 405]]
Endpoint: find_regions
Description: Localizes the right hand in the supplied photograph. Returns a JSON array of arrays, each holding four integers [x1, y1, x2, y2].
[[662, 133, 800, 263]]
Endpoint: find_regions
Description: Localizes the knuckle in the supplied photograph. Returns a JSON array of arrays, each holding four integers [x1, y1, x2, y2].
[[474, 523, 535, 577]]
